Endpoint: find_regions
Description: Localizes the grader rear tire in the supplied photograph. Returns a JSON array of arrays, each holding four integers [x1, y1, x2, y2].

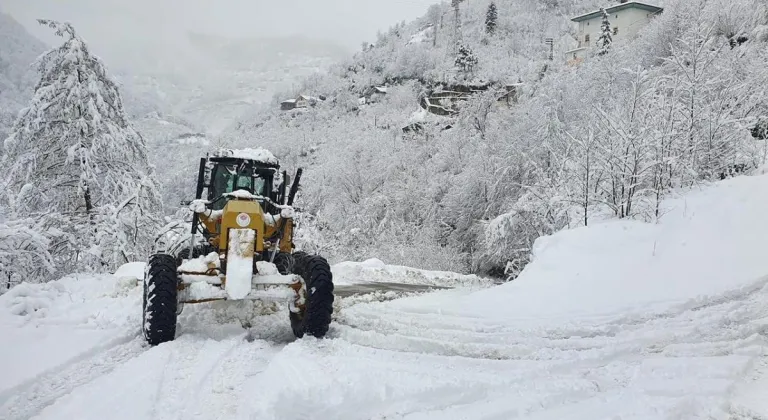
[[142, 254, 179, 346], [290, 252, 334, 338]]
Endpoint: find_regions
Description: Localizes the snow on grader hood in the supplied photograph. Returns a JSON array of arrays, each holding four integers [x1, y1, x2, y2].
[[141, 148, 334, 346]]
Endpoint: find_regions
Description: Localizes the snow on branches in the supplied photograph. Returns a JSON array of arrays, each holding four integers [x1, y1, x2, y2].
[[455, 44, 479, 76], [0, 20, 162, 277], [0, 218, 54, 290]]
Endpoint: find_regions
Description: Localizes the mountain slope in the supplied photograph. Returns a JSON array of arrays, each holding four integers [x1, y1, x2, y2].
[[219, 0, 768, 277], [0, 11, 46, 140]]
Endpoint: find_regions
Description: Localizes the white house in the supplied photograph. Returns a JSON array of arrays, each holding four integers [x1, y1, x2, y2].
[[565, 1, 663, 63]]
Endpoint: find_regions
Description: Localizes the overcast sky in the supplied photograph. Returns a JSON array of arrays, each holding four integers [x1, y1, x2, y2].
[[2, 0, 439, 51]]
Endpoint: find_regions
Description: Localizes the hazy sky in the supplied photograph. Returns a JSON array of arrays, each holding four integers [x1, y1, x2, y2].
[[2, 0, 439, 51]]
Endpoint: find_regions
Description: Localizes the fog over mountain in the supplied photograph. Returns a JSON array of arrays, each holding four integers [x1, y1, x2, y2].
[[1, 0, 438, 135]]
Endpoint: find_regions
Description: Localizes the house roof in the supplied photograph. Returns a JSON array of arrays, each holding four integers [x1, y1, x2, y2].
[[571, 2, 663, 22]]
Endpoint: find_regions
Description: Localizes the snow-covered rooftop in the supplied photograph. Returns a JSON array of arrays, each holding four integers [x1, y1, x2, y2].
[[212, 147, 279, 165], [571, 1, 663, 22]]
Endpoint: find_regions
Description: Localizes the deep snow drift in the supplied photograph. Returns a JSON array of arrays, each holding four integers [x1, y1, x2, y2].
[[2, 173, 768, 419]]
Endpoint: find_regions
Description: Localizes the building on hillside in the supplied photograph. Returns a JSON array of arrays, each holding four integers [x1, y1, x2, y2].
[[280, 99, 297, 110], [280, 94, 322, 111], [359, 86, 388, 105], [565, 1, 663, 63]]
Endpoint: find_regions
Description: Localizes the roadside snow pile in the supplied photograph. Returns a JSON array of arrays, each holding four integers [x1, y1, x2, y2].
[[331, 258, 493, 287], [113, 262, 145, 282], [0, 273, 143, 399], [398, 173, 768, 324]]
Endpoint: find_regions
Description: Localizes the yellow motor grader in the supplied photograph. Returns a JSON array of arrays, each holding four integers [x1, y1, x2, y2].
[[142, 148, 333, 345]]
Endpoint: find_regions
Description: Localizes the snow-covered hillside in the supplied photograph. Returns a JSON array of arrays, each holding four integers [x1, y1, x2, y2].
[[2, 171, 768, 419], [0, 12, 45, 140], [220, 0, 768, 277]]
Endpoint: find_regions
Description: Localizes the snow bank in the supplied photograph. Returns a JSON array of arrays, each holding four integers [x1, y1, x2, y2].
[[113, 262, 145, 282], [0, 274, 142, 397], [331, 258, 492, 287], [408, 174, 768, 324]]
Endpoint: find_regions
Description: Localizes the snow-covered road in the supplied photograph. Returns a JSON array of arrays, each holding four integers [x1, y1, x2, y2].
[[3, 173, 768, 419], [1, 271, 766, 420]]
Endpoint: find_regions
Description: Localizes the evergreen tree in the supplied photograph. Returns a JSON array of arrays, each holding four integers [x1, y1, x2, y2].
[[455, 44, 479, 76], [486, 2, 498, 35], [596, 8, 613, 55], [0, 20, 162, 273]]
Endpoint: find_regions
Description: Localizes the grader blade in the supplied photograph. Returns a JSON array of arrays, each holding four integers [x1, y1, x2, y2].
[[226, 228, 255, 299]]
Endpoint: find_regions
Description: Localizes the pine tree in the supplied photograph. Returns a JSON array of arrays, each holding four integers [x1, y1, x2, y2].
[[596, 8, 613, 55], [455, 44, 479, 76], [0, 20, 162, 273], [486, 2, 498, 35]]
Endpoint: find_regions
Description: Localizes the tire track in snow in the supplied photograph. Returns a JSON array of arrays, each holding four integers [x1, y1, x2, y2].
[[0, 333, 146, 420], [315, 277, 768, 419], [335, 276, 768, 363], [145, 335, 244, 420], [183, 339, 280, 420]]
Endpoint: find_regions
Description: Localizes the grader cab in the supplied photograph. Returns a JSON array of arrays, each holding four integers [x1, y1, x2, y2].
[[142, 148, 333, 345]]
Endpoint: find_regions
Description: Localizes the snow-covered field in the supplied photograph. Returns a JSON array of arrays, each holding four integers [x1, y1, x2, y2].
[[2, 173, 768, 419]]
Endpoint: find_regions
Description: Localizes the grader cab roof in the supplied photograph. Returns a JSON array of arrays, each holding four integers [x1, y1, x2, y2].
[[210, 147, 280, 169]]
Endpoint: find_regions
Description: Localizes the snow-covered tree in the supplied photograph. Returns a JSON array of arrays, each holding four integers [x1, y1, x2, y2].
[[596, 8, 613, 56], [455, 44, 478, 76], [0, 20, 162, 274], [486, 2, 498, 35]]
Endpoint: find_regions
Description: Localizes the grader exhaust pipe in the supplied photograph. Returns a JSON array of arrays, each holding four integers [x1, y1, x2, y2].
[[270, 168, 302, 262]]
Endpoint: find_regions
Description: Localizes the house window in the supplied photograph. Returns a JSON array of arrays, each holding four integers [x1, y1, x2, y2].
[[613, 27, 619, 35], [585, 34, 590, 43]]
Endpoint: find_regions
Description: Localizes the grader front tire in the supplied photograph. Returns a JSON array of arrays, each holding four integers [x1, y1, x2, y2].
[[290, 253, 334, 338], [142, 254, 179, 346]]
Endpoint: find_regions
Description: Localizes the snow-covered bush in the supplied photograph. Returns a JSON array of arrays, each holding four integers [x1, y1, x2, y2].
[[0, 218, 54, 291]]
